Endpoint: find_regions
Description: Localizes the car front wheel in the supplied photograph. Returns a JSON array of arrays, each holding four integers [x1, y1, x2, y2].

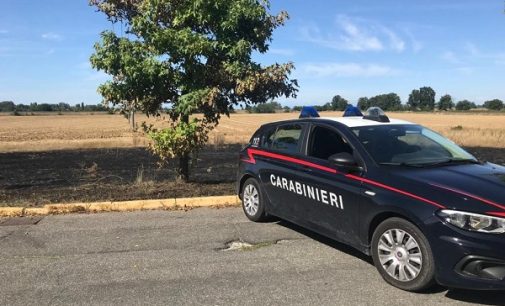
[[371, 217, 436, 292]]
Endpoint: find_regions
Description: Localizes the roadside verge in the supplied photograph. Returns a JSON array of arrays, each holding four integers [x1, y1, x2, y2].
[[0, 195, 240, 217]]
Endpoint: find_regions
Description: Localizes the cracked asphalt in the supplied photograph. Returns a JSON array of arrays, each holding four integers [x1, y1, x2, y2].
[[0, 208, 504, 305]]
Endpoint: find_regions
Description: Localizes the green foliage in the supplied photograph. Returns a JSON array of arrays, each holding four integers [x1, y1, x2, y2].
[[483, 99, 504, 111], [407, 89, 420, 110], [357, 97, 369, 111], [0, 101, 15, 112], [437, 94, 454, 111], [247, 101, 282, 113], [408, 87, 436, 111], [419, 86, 436, 111], [368, 93, 402, 111], [147, 118, 208, 162], [356, 93, 401, 111], [4, 102, 110, 112], [89, 0, 298, 179], [455, 100, 476, 111], [331, 95, 348, 111]]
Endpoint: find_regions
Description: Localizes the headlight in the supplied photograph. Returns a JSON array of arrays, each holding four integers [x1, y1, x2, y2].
[[437, 210, 505, 234]]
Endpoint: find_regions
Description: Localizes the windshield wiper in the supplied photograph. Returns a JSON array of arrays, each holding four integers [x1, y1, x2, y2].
[[414, 158, 481, 167], [378, 162, 425, 168], [379, 159, 480, 168]]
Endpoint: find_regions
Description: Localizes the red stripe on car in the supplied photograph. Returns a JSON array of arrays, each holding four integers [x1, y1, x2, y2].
[[245, 148, 446, 209], [346, 174, 446, 209], [430, 183, 505, 211], [487, 211, 505, 218]]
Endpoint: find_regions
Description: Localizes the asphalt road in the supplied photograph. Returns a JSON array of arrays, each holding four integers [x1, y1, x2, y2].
[[0, 208, 503, 305]]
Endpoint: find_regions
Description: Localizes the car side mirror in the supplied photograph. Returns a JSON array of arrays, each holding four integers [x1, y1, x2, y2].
[[328, 152, 362, 172]]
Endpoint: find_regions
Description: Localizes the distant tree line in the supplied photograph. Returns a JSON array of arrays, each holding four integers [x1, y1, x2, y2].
[[290, 87, 504, 113], [245, 101, 285, 113], [0, 101, 111, 113]]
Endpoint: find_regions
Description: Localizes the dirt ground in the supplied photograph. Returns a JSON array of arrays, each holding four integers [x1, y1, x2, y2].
[[0, 144, 503, 207], [0, 145, 240, 207]]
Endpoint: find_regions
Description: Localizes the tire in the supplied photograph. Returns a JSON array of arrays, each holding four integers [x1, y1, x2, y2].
[[241, 178, 268, 222], [371, 217, 436, 292]]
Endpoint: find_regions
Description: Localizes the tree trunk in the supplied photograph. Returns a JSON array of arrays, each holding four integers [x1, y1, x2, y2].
[[129, 109, 135, 131], [178, 114, 190, 182]]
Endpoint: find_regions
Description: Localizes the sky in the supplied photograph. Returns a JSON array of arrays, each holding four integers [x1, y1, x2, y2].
[[1, 0, 504, 106]]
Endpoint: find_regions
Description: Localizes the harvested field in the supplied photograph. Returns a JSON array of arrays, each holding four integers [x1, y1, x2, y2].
[[0, 112, 504, 152], [0, 112, 504, 207]]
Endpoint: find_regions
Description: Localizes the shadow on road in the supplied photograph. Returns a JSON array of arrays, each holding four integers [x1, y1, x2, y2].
[[275, 219, 505, 302], [275, 219, 373, 265], [445, 289, 505, 305]]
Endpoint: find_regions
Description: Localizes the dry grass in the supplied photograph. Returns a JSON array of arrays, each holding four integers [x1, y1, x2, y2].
[[0, 114, 148, 152], [0, 111, 504, 152], [206, 111, 505, 148]]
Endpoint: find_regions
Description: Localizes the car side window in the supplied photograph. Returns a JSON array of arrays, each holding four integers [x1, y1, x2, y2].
[[271, 124, 303, 153], [308, 125, 353, 160], [261, 126, 277, 148]]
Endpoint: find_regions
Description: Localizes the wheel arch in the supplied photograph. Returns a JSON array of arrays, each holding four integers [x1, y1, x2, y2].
[[367, 208, 426, 246], [238, 172, 257, 199]]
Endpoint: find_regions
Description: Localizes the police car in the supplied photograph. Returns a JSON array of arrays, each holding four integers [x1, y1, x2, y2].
[[236, 106, 505, 291]]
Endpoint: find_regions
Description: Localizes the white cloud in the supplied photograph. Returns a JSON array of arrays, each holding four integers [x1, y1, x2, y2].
[[300, 15, 407, 53], [41, 32, 63, 41], [381, 27, 405, 52], [302, 62, 399, 78], [465, 42, 479, 56], [403, 29, 423, 53], [441, 51, 461, 64]]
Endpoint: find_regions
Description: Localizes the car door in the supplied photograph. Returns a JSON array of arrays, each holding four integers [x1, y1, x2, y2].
[[297, 123, 364, 244], [257, 122, 309, 223]]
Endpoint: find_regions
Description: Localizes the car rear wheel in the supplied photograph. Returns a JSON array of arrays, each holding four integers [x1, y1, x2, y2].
[[371, 217, 436, 292], [241, 178, 267, 222]]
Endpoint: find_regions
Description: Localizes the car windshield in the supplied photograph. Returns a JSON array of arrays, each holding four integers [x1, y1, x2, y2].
[[351, 124, 477, 166]]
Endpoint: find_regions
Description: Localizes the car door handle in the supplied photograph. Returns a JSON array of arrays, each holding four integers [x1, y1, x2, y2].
[[301, 165, 313, 172]]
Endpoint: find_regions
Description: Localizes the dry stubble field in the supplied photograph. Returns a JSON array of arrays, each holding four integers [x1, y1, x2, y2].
[[0, 112, 504, 206]]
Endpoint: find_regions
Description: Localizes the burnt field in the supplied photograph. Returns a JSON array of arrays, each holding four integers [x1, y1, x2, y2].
[[0, 145, 241, 207], [0, 144, 503, 207]]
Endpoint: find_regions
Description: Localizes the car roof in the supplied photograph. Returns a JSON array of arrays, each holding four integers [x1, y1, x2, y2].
[[318, 116, 415, 128], [262, 116, 415, 129]]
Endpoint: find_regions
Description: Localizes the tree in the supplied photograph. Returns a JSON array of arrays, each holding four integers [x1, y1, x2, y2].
[[407, 89, 420, 110], [407, 87, 436, 111], [483, 99, 504, 111], [0, 101, 15, 112], [455, 100, 476, 111], [366, 93, 401, 111], [357, 97, 369, 111], [331, 95, 348, 111], [419, 86, 436, 111], [89, 0, 298, 181], [250, 101, 282, 113], [437, 94, 454, 111]]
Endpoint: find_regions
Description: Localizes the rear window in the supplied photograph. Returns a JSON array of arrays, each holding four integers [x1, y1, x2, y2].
[[269, 124, 303, 154]]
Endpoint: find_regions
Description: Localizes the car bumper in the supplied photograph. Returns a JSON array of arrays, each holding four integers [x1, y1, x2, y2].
[[426, 217, 505, 290]]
